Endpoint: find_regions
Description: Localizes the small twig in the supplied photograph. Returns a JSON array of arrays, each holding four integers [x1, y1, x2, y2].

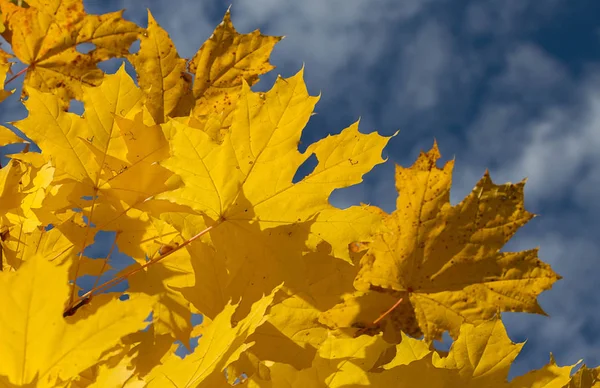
[[354, 296, 404, 337], [372, 296, 404, 326], [63, 223, 217, 316], [4, 66, 28, 86], [63, 231, 117, 318]]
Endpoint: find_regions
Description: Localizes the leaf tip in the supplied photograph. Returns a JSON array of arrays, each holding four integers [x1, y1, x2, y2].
[[146, 9, 157, 25]]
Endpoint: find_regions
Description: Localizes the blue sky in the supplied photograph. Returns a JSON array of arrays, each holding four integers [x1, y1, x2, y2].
[[2, 0, 600, 379]]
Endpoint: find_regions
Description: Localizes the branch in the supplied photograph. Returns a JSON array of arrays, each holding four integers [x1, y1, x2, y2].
[[63, 222, 217, 316]]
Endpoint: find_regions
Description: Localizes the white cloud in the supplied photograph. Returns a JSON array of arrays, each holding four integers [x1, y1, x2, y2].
[[493, 78, 600, 207], [389, 21, 453, 111], [494, 44, 568, 100], [448, 40, 600, 210], [229, 0, 440, 96]]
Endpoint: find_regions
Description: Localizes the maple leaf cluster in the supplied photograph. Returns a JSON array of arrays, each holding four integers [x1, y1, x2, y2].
[[0, 1, 597, 387]]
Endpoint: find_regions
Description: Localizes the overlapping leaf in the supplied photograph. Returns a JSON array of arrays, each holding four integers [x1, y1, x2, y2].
[[0, 0, 142, 108], [0, 254, 152, 387], [0, 125, 21, 146], [321, 142, 561, 341], [11, 66, 195, 342], [11, 65, 177, 257], [188, 9, 282, 136], [564, 364, 600, 388], [129, 10, 190, 124], [0, 4, 595, 388], [157, 69, 390, 324], [247, 319, 577, 388], [0, 48, 13, 103], [146, 286, 280, 387]]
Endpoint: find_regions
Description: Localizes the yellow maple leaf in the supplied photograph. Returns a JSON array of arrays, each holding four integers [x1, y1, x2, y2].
[[1, 210, 91, 271], [431, 319, 523, 386], [188, 9, 282, 137], [0, 0, 142, 108], [9, 69, 198, 342], [0, 159, 23, 216], [563, 364, 600, 388], [382, 331, 433, 368], [13, 65, 143, 190], [127, 246, 195, 343], [0, 157, 64, 263], [508, 354, 576, 388], [157, 69, 390, 326], [129, 10, 190, 124], [247, 333, 390, 388], [0, 254, 152, 387], [10, 66, 179, 258], [0, 48, 13, 103], [245, 249, 361, 369], [85, 351, 146, 388], [368, 319, 532, 387], [118, 326, 178, 380], [322, 142, 561, 341], [3, 160, 54, 232], [145, 286, 280, 388], [249, 318, 575, 388], [0, 125, 22, 147]]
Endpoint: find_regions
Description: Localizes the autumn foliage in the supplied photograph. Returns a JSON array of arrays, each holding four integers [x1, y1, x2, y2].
[[0, 1, 597, 387]]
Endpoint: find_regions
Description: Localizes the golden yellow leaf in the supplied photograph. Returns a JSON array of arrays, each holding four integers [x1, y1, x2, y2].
[[324, 142, 561, 341], [509, 354, 576, 388], [247, 249, 360, 369], [0, 254, 152, 387], [188, 9, 282, 135], [368, 353, 458, 388], [253, 318, 576, 388], [156, 70, 389, 324], [564, 364, 600, 388], [87, 352, 145, 388], [13, 65, 141, 189], [0, 159, 23, 215], [432, 319, 523, 387], [0, 6, 590, 387], [0, 126, 22, 147], [1, 211, 91, 271], [0, 49, 13, 103], [5, 160, 54, 232], [146, 286, 280, 388], [248, 333, 390, 388], [127, 247, 195, 344], [226, 351, 271, 385], [382, 331, 432, 368], [121, 327, 176, 379], [129, 10, 190, 124], [0, 158, 62, 248], [11, 66, 183, 266], [0, 0, 142, 108]]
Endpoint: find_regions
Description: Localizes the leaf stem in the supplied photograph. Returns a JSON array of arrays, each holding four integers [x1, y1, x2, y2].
[[89, 231, 120, 293], [4, 66, 28, 86], [372, 296, 403, 325], [63, 223, 216, 316], [69, 188, 98, 304], [354, 296, 404, 337]]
